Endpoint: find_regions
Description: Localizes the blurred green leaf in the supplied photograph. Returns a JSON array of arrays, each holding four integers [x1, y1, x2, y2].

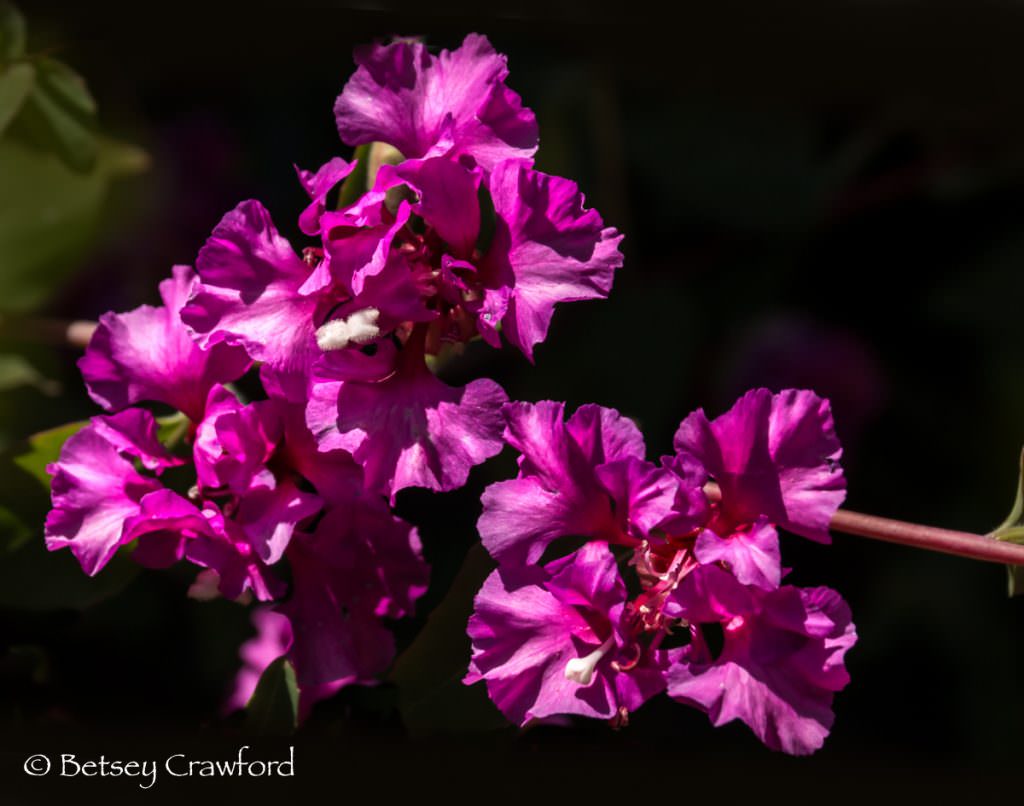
[[0, 135, 147, 313], [245, 657, 299, 735], [0, 353, 59, 395], [10, 419, 85, 484], [0, 419, 141, 611], [0, 61, 33, 135], [992, 447, 1024, 596], [0, 2, 25, 62], [389, 543, 506, 737], [35, 56, 96, 117], [19, 67, 98, 172]]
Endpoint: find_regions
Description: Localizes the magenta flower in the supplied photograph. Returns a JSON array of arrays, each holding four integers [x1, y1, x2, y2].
[[674, 388, 845, 544], [476, 159, 624, 360], [465, 541, 675, 725], [665, 564, 856, 755], [467, 388, 855, 752], [279, 503, 428, 691], [225, 608, 345, 721], [45, 410, 201, 575], [333, 34, 538, 172], [79, 265, 250, 421], [181, 200, 333, 402], [478, 400, 705, 566], [307, 334, 507, 501]]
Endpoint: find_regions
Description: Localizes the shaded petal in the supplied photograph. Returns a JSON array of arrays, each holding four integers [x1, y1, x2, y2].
[[279, 504, 427, 689], [124, 489, 212, 568], [392, 157, 481, 258]]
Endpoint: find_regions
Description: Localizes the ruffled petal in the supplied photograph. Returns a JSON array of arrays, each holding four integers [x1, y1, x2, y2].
[[79, 265, 250, 420], [334, 33, 537, 171], [481, 160, 623, 359], [307, 336, 506, 500], [182, 200, 323, 402]]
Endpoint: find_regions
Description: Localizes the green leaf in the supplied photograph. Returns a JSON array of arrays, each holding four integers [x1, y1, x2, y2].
[[20, 66, 98, 172], [0, 353, 59, 395], [0, 135, 147, 313], [992, 447, 1024, 597], [10, 419, 86, 484], [245, 657, 299, 735], [389, 543, 507, 737], [35, 57, 96, 118], [0, 61, 33, 136], [0, 2, 25, 62], [336, 143, 370, 209], [0, 419, 141, 611]]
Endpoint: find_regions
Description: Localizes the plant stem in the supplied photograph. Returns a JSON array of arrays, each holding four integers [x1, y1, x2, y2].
[[702, 481, 1024, 566], [829, 509, 1024, 566]]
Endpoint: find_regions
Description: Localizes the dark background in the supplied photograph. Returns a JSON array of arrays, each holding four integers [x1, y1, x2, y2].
[[3, 1, 1024, 801]]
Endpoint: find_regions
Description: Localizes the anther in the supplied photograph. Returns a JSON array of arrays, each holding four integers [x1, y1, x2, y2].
[[316, 308, 381, 351]]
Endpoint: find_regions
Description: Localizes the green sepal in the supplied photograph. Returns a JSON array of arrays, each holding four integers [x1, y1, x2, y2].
[[245, 656, 300, 735], [991, 447, 1024, 596], [336, 143, 370, 209]]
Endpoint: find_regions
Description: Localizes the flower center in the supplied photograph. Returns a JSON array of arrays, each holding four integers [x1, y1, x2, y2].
[[564, 634, 616, 686]]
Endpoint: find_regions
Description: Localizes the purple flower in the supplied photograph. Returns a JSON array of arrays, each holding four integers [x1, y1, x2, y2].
[[79, 265, 250, 421], [674, 388, 845, 544], [666, 564, 857, 755], [279, 503, 428, 691], [477, 159, 624, 360], [295, 156, 356, 237], [193, 386, 280, 495], [334, 34, 538, 172], [45, 410, 203, 575], [478, 400, 705, 566], [307, 333, 507, 501], [181, 201, 331, 402], [465, 542, 674, 725], [224, 608, 345, 721]]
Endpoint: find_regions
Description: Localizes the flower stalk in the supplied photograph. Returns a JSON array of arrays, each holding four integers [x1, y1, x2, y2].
[[704, 481, 1024, 566]]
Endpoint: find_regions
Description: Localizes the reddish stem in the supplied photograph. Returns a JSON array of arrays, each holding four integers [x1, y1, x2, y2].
[[703, 482, 1024, 566], [829, 509, 1024, 566]]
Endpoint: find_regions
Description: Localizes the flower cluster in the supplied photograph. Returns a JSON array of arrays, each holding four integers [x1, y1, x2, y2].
[[44, 35, 622, 712], [43, 32, 856, 753], [464, 390, 857, 754]]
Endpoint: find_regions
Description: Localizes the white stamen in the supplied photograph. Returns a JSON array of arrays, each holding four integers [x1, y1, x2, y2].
[[315, 308, 381, 351], [564, 635, 616, 686]]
